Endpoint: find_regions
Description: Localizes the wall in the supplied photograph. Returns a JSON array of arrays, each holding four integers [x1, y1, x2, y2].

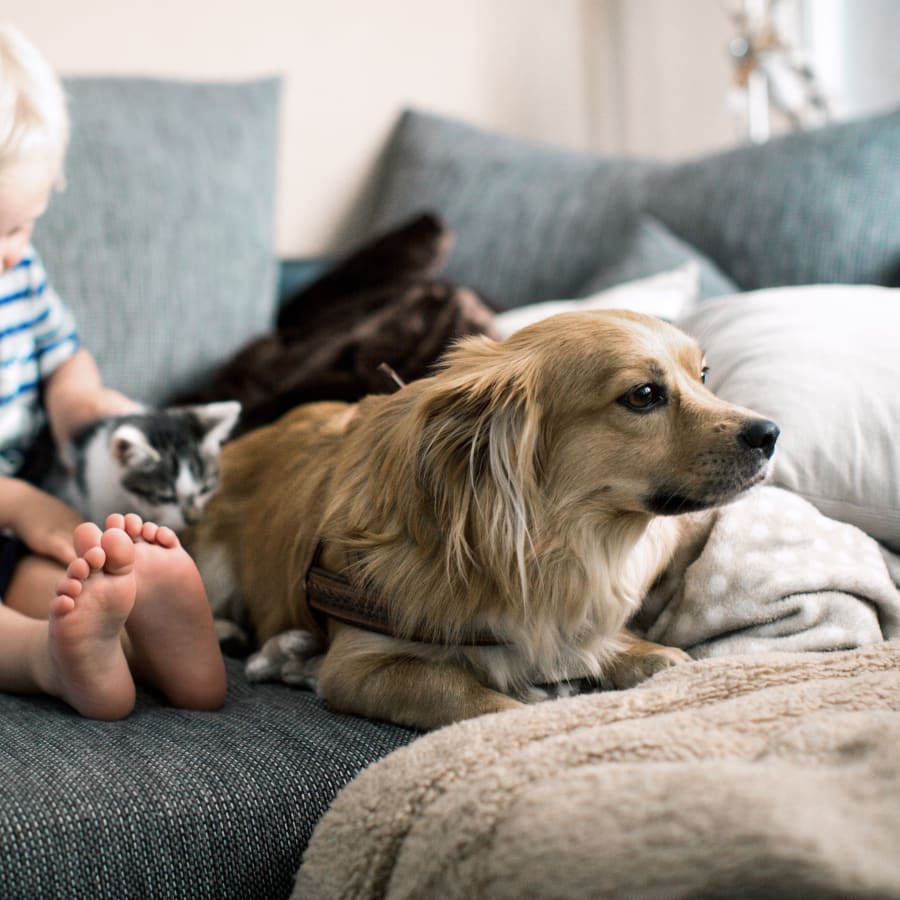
[[591, 0, 741, 158], [7, 0, 603, 256], [5, 0, 852, 257]]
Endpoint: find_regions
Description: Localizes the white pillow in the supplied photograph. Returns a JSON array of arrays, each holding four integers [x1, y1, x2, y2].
[[678, 285, 900, 551], [494, 263, 699, 339]]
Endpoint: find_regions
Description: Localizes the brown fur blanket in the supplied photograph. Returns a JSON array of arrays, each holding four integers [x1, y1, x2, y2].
[[175, 214, 497, 436]]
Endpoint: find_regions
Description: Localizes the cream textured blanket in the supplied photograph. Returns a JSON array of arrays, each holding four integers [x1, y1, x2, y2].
[[637, 485, 900, 656], [296, 641, 900, 899]]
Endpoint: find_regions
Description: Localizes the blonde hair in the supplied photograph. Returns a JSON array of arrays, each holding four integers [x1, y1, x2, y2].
[[0, 24, 68, 182]]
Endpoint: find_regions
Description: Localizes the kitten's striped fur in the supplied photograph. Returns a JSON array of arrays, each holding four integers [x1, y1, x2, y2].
[[66, 402, 240, 531]]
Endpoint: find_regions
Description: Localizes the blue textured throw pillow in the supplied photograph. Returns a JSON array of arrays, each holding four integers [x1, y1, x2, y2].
[[371, 109, 654, 310], [577, 216, 738, 301], [371, 107, 900, 306], [34, 77, 281, 405], [644, 109, 900, 290]]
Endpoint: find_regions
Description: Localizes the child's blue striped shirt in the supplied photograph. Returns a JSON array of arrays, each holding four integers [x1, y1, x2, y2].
[[0, 245, 79, 475]]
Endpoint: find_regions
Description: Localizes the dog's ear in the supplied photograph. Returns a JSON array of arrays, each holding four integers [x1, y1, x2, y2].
[[414, 339, 544, 587]]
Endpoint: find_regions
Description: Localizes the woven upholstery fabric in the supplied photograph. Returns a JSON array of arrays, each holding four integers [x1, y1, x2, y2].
[[371, 107, 900, 306], [577, 216, 738, 301], [644, 108, 900, 290], [0, 660, 416, 898], [370, 109, 654, 310], [33, 78, 281, 406]]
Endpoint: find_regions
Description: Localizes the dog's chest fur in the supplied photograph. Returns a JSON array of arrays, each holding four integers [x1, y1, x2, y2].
[[448, 516, 680, 693]]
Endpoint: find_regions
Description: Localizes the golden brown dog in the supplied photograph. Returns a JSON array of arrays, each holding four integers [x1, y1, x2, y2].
[[189, 309, 779, 729]]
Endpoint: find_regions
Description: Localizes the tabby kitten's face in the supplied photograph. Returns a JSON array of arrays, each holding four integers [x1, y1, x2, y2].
[[78, 402, 241, 531]]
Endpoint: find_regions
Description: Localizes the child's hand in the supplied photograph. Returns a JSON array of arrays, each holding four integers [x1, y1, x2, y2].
[[6, 482, 82, 566]]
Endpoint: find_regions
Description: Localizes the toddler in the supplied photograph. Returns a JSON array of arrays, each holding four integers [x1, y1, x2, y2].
[[0, 24, 226, 718]]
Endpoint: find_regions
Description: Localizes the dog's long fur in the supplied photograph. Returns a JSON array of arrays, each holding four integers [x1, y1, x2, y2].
[[189, 310, 778, 729]]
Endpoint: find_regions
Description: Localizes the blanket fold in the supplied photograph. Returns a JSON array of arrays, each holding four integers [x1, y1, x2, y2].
[[637, 486, 900, 656], [295, 641, 900, 900]]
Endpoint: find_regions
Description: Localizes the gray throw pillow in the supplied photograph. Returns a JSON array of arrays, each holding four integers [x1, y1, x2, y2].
[[371, 107, 900, 305], [371, 109, 654, 310], [34, 77, 281, 406], [577, 216, 737, 301], [645, 108, 900, 290]]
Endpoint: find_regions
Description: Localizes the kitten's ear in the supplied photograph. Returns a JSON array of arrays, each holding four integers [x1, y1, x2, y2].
[[111, 424, 160, 470], [194, 401, 242, 450]]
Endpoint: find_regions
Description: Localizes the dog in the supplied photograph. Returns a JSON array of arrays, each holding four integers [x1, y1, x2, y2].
[[188, 309, 779, 730]]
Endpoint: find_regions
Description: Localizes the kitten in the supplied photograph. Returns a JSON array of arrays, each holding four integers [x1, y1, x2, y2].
[[60, 402, 241, 532]]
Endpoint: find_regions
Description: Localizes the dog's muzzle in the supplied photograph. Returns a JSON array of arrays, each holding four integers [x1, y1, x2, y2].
[[643, 416, 780, 516]]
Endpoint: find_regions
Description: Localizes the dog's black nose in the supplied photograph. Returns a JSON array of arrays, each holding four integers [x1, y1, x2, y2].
[[739, 419, 780, 459]]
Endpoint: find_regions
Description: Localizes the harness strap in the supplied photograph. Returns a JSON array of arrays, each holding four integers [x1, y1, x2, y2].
[[305, 543, 503, 646]]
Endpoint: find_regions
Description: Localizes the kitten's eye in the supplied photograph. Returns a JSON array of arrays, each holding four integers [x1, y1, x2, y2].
[[619, 384, 665, 412], [701, 366, 710, 385], [156, 493, 177, 504]]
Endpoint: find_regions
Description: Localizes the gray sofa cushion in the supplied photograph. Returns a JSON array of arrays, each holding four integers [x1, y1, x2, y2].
[[578, 216, 738, 301], [33, 77, 281, 406], [0, 660, 416, 898], [372, 107, 900, 306], [643, 109, 900, 290], [371, 109, 654, 310]]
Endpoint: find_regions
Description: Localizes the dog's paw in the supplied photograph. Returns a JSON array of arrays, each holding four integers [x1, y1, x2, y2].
[[604, 644, 691, 690], [245, 629, 324, 690], [215, 618, 250, 657]]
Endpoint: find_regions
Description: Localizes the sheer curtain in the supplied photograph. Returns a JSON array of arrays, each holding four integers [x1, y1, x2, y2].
[[802, 0, 900, 119]]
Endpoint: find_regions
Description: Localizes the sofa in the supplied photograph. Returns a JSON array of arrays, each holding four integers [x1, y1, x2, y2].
[[2, 77, 898, 898]]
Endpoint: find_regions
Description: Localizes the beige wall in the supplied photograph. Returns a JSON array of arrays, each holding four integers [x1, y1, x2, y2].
[[6, 0, 742, 257]]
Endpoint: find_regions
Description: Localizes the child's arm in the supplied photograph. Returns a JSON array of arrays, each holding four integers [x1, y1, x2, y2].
[[0, 477, 81, 565], [42, 348, 141, 447], [1, 349, 138, 564]]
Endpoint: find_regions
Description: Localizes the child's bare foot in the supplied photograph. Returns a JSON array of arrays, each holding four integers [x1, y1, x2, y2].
[[47, 523, 137, 720], [109, 514, 227, 710]]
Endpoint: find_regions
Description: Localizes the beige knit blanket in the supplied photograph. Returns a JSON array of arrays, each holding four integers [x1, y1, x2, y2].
[[295, 641, 900, 899]]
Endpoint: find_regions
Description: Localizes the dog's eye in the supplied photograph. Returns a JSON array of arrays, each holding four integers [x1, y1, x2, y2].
[[619, 384, 665, 411], [701, 366, 710, 385]]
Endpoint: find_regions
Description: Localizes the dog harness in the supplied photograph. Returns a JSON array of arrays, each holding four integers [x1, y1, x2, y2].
[[305, 542, 503, 646], [304, 365, 503, 647]]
